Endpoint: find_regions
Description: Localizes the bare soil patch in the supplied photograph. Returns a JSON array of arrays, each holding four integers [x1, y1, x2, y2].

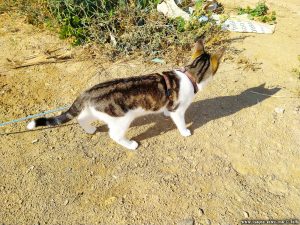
[[1, 1, 300, 224]]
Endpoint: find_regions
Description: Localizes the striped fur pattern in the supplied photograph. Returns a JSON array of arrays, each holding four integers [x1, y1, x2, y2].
[[27, 38, 224, 150]]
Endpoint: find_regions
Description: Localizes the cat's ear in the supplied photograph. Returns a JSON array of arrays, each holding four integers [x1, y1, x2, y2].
[[191, 35, 205, 60], [210, 47, 225, 74]]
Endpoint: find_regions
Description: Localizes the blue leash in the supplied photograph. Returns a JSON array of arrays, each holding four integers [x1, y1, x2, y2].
[[0, 105, 71, 127]]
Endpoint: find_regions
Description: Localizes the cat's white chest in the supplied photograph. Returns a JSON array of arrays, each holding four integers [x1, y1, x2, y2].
[[197, 76, 212, 91], [174, 70, 195, 105]]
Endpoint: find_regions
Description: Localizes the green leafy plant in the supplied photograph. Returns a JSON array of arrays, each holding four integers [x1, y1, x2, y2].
[[1, 0, 227, 59], [237, 1, 276, 24]]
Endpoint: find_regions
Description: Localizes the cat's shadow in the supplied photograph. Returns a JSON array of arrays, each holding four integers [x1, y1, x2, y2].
[[103, 83, 279, 142]]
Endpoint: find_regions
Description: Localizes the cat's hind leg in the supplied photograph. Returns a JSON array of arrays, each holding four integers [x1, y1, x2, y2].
[[107, 117, 138, 150], [77, 108, 97, 134]]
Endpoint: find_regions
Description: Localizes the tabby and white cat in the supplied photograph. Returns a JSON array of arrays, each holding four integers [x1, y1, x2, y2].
[[27, 38, 224, 150]]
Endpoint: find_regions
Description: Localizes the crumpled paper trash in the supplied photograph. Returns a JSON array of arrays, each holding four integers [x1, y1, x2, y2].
[[157, 0, 190, 21]]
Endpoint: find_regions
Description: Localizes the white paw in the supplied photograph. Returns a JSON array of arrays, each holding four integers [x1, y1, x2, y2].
[[180, 129, 191, 137], [127, 141, 139, 150], [163, 110, 170, 117], [84, 126, 96, 134], [27, 121, 36, 130]]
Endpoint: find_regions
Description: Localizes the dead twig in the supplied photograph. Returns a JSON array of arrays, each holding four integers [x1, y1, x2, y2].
[[13, 59, 72, 69]]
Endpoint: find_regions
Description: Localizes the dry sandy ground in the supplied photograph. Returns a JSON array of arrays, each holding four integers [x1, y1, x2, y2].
[[0, 0, 300, 224]]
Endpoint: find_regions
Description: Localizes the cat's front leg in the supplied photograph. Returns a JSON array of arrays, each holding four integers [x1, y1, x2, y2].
[[170, 110, 191, 137]]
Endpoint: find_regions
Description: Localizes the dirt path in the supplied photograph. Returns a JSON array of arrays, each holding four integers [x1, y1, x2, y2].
[[0, 0, 300, 224]]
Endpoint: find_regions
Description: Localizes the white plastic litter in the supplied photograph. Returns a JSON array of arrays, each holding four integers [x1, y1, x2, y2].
[[222, 15, 275, 34], [157, 0, 190, 21], [157, 1, 275, 34], [151, 58, 165, 64], [199, 15, 209, 23]]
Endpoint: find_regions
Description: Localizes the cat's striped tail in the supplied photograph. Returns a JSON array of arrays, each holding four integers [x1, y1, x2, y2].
[[26, 99, 82, 130]]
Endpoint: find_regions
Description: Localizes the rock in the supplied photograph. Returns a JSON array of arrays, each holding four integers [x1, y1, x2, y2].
[[178, 217, 195, 225], [274, 107, 285, 114], [199, 208, 205, 216], [63, 199, 69, 205], [243, 211, 249, 218]]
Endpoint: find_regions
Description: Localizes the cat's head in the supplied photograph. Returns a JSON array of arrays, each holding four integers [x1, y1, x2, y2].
[[185, 36, 225, 87]]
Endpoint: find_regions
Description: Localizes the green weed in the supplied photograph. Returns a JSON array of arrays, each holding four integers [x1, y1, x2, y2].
[[0, 0, 227, 59], [237, 1, 276, 24]]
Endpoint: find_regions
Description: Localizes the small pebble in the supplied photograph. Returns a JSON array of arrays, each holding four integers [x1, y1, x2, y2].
[[63, 199, 69, 205], [199, 208, 205, 216], [227, 120, 234, 126], [243, 211, 249, 218], [275, 107, 285, 114], [32, 139, 39, 144]]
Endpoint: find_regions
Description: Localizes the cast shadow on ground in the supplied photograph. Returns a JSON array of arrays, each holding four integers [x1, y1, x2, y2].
[[130, 84, 280, 142], [2, 84, 279, 139]]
